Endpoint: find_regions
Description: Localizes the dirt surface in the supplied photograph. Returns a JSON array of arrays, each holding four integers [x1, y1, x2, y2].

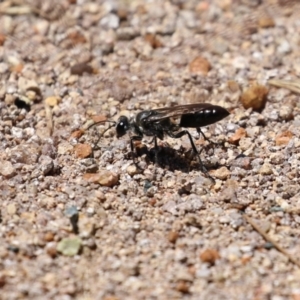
[[1, 0, 300, 299]]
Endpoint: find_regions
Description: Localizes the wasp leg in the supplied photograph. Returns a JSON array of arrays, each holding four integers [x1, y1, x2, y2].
[[197, 128, 219, 147], [167, 130, 214, 181], [92, 134, 103, 151], [149, 136, 159, 180], [148, 136, 155, 144], [196, 128, 213, 143], [130, 135, 143, 168], [154, 136, 159, 166], [89, 129, 103, 151], [167, 130, 205, 170], [196, 128, 219, 155]]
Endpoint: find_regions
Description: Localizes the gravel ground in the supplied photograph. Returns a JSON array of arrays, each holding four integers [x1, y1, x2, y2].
[[1, 0, 300, 299]]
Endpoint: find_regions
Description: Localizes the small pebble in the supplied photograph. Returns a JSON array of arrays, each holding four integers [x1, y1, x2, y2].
[[259, 163, 273, 175], [46, 243, 57, 258], [246, 126, 260, 138], [200, 249, 220, 264], [39, 197, 56, 209], [83, 170, 119, 187], [0, 34, 6, 46], [231, 157, 251, 170], [176, 280, 190, 293], [167, 231, 179, 243], [45, 96, 60, 107], [70, 130, 85, 139], [43, 232, 55, 242], [11, 127, 23, 139], [39, 155, 54, 175], [275, 198, 290, 211], [74, 143, 92, 159], [210, 38, 229, 55], [7, 203, 17, 215], [214, 167, 230, 180], [228, 128, 246, 145], [277, 39, 291, 54], [227, 80, 240, 93], [240, 84, 269, 110], [127, 165, 138, 176], [275, 131, 293, 146], [258, 16, 275, 28], [100, 13, 120, 29], [34, 19, 49, 35], [189, 56, 211, 75], [57, 237, 82, 256], [70, 63, 94, 76], [219, 216, 230, 224], [0, 62, 9, 74], [0, 161, 16, 178], [17, 77, 40, 96], [57, 141, 73, 155], [116, 27, 139, 41], [196, 266, 211, 279], [6, 84, 17, 94], [0, 273, 6, 288], [269, 153, 285, 165], [279, 105, 293, 121], [78, 214, 95, 238], [239, 138, 253, 152], [4, 94, 16, 105], [26, 90, 37, 101], [240, 245, 253, 253], [144, 34, 163, 49]]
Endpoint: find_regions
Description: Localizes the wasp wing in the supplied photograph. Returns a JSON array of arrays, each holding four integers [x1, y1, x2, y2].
[[145, 103, 229, 128], [145, 103, 215, 123]]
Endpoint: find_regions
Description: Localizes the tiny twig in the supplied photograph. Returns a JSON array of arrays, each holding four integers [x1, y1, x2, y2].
[[285, 207, 300, 214], [45, 104, 53, 136], [268, 79, 300, 94], [0, 5, 32, 15], [243, 214, 300, 268]]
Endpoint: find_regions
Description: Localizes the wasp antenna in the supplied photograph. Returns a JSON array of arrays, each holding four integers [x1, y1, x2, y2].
[[98, 122, 115, 137], [87, 120, 116, 150], [86, 120, 116, 131]]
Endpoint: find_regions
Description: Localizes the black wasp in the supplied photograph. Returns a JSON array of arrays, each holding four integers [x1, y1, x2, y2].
[[89, 103, 229, 175]]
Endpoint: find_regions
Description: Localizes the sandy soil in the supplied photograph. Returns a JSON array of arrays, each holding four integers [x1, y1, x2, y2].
[[0, 0, 300, 299]]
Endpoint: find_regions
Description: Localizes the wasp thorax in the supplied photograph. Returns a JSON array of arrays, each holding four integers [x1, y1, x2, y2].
[[116, 116, 130, 137]]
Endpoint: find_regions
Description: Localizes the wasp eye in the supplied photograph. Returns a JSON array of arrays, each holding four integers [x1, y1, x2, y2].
[[116, 116, 129, 138]]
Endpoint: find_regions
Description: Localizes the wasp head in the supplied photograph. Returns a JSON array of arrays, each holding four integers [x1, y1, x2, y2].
[[116, 116, 130, 138]]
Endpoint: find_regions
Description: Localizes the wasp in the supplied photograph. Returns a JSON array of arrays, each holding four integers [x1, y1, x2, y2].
[[88, 103, 229, 176]]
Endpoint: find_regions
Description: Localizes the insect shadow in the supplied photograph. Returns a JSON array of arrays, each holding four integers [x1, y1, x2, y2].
[[87, 103, 230, 180], [125, 141, 192, 172], [130, 140, 222, 173]]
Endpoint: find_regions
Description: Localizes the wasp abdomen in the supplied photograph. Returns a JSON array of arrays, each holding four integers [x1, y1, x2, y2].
[[179, 106, 229, 128]]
